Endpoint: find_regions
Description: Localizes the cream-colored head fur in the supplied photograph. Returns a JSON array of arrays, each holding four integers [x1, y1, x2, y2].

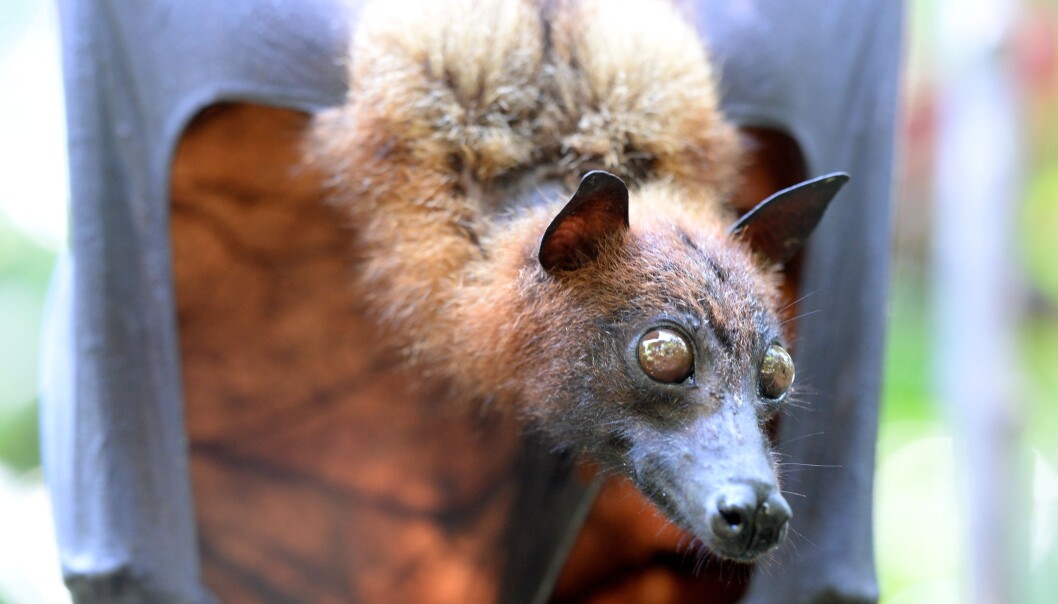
[[315, 0, 737, 191]]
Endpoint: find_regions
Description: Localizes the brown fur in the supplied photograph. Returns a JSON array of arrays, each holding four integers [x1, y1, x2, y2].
[[307, 0, 765, 419]]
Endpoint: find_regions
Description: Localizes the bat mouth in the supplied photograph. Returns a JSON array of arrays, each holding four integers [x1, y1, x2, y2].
[[703, 515, 790, 562]]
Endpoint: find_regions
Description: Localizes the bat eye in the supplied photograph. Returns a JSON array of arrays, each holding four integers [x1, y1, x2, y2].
[[760, 343, 794, 399], [637, 328, 694, 384]]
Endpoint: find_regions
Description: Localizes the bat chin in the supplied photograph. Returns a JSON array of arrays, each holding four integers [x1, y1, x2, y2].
[[700, 530, 786, 562]]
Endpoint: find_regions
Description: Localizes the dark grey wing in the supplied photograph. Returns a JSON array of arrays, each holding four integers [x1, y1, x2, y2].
[[47, 1, 603, 602], [499, 436, 602, 604], [46, 1, 353, 602]]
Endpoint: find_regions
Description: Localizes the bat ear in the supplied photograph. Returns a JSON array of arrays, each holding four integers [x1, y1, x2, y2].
[[539, 170, 630, 272], [728, 172, 849, 265]]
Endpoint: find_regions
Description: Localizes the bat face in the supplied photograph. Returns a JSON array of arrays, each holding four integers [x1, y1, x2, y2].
[[527, 171, 846, 561], [536, 235, 793, 561], [616, 313, 795, 562], [622, 298, 795, 561]]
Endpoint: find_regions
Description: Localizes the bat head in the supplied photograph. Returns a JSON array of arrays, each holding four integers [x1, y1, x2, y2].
[[529, 170, 847, 561]]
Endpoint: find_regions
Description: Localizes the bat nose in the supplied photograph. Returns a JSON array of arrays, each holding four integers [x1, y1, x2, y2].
[[708, 481, 792, 560]]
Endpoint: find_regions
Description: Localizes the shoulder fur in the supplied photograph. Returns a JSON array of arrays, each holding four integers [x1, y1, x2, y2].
[[313, 0, 739, 192]]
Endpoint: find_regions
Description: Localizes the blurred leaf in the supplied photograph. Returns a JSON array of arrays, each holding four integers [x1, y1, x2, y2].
[[881, 274, 941, 425], [0, 215, 53, 471], [875, 427, 961, 601], [1022, 318, 1058, 464], [0, 398, 39, 471], [1021, 165, 1058, 307]]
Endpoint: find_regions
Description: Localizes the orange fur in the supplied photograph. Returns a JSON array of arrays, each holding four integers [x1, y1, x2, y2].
[[306, 0, 766, 424]]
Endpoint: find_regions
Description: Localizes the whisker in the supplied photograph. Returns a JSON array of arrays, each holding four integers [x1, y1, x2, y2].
[[780, 308, 822, 326], [779, 289, 818, 313], [785, 532, 804, 562], [778, 431, 825, 447], [781, 399, 811, 411], [692, 548, 709, 575], [755, 549, 780, 575], [788, 525, 816, 549], [789, 383, 819, 396]]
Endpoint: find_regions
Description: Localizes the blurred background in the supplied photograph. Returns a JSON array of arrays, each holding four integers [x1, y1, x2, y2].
[[0, 0, 70, 602], [0, 0, 1055, 602]]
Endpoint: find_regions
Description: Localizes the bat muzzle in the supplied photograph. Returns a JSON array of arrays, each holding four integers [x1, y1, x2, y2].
[[707, 480, 791, 561], [625, 391, 792, 562]]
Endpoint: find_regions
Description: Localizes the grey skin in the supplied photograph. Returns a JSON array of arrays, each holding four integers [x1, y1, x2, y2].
[[622, 314, 792, 562], [535, 171, 847, 562], [618, 314, 794, 561], [623, 375, 793, 561]]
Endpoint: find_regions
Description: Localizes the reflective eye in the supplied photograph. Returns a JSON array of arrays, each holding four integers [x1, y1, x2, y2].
[[637, 328, 694, 384], [760, 343, 794, 399]]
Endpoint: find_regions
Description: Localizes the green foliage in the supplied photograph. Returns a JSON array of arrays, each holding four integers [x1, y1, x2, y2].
[[1021, 165, 1058, 308], [0, 399, 39, 473], [880, 274, 940, 429], [0, 213, 54, 471], [1022, 318, 1058, 443]]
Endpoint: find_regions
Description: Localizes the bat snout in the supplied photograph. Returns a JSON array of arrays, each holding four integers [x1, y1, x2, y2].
[[625, 396, 790, 562], [706, 481, 791, 561]]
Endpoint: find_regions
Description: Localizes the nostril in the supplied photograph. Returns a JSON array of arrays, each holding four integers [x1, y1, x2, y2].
[[712, 491, 755, 539], [719, 507, 744, 530], [747, 492, 792, 552], [759, 501, 773, 521], [761, 492, 793, 525]]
